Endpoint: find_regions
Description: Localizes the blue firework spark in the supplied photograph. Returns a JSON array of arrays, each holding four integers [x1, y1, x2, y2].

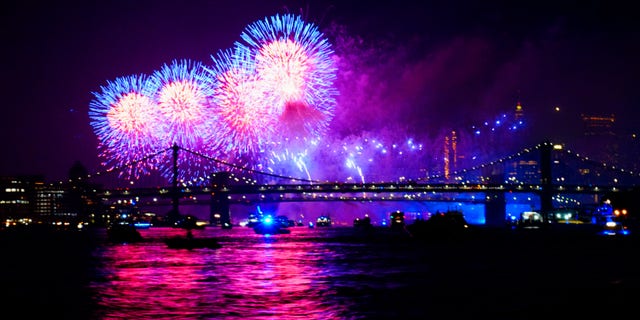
[[88, 74, 164, 179]]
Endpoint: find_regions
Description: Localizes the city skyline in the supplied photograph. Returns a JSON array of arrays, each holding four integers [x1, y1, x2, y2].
[[2, 0, 639, 183]]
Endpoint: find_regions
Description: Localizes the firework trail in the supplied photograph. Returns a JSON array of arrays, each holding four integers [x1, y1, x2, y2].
[[88, 74, 164, 179], [235, 13, 338, 145], [267, 147, 314, 182], [151, 59, 222, 182], [303, 130, 438, 183]]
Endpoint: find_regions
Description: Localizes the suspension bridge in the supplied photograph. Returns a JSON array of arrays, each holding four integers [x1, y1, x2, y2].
[[72, 140, 640, 227]]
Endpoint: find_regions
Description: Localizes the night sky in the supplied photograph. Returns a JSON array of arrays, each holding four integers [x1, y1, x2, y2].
[[2, 0, 639, 183]]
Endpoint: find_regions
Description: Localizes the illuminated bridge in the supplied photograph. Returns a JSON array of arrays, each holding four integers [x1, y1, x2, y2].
[[83, 141, 640, 227]]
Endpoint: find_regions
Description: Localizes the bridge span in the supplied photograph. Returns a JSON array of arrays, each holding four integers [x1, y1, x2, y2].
[[90, 142, 640, 227], [98, 180, 635, 227]]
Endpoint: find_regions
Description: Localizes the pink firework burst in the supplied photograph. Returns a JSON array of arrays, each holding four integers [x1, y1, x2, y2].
[[205, 49, 279, 161], [236, 13, 338, 144], [150, 59, 223, 182], [89, 74, 164, 179]]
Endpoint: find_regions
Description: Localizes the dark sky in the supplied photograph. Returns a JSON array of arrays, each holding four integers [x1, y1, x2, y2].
[[2, 0, 639, 182]]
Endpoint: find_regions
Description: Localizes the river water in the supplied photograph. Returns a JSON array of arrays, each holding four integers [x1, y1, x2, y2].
[[91, 226, 433, 319], [2, 225, 638, 319]]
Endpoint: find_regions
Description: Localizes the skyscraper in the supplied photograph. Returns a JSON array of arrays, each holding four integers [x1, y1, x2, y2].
[[443, 130, 457, 181], [579, 113, 617, 165], [515, 100, 524, 121], [581, 113, 615, 137]]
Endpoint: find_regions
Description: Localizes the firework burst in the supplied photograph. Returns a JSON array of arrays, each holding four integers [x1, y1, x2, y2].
[[89, 74, 165, 179], [89, 14, 342, 184], [204, 49, 279, 162], [151, 59, 222, 182], [236, 13, 338, 144]]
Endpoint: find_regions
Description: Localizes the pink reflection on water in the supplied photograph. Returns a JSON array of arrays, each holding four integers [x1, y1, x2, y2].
[[91, 227, 349, 318]]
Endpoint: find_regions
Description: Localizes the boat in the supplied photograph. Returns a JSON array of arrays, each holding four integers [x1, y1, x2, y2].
[[133, 221, 152, 229], [354, 215, 372, 228], [316, 215, 332, 227], [253, 224, 292, 235], [251, 214, 292, 235], [164, 235, 222, 250], [406, 210, 470, 240], [172, 214, 206, 229], [107, 219, 143, 243], [389, 210, 405, 231]]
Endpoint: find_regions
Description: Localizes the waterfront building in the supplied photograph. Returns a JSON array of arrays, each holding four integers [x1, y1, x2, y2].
[[0, 172, 105, 227], [0, 175, 43, 223]]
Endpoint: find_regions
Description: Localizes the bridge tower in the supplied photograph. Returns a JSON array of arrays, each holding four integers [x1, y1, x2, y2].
[[167, 144, 182, 224], [540, 140, 554, 220], [211, 171, 232, 228]]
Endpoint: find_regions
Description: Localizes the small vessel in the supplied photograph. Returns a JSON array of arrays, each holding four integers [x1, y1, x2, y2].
[[172, 214, 206, 229], [107, 220, 143, 243], [389, 210, 405, 231], [316, 215, 332, 227], [252, 214, 291, 235], [166, 213, 221, 249], [354, 215, 372, 228], [406, 210, 470, 240], [164, 235, 222, 250], [133, 221, 152, 229], [253, 223, 292, 235]]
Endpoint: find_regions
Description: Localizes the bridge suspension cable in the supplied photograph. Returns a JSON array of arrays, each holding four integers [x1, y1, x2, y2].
[[557, 146, 640, 179], [178, 146, 325, 184], [55, 146, 173, 185], [420, 141, 544, 182], [56, 140, 640, 189]]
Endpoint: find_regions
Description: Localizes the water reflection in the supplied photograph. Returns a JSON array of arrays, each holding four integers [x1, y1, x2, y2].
[[91, 227, 359, 319], [8, 222, 635, 318], [87, 224, 640, 318]]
